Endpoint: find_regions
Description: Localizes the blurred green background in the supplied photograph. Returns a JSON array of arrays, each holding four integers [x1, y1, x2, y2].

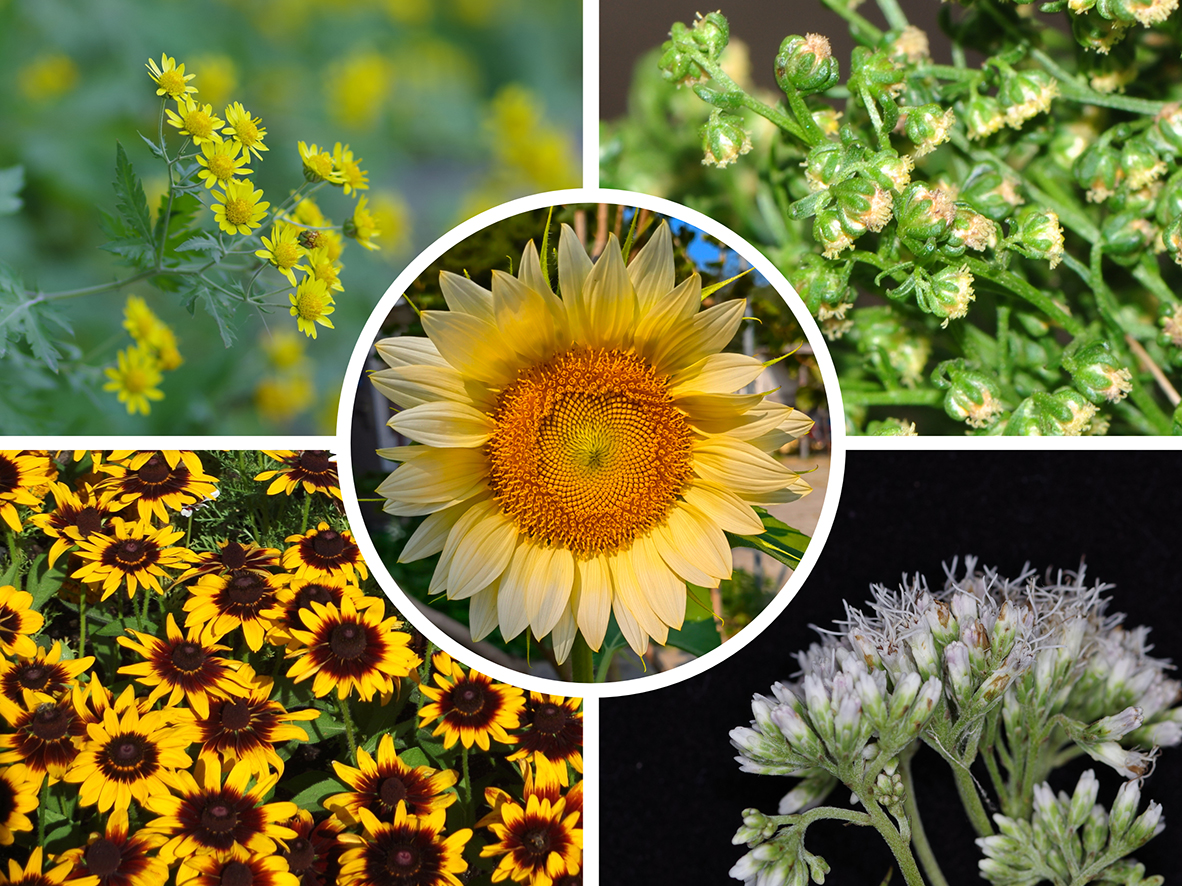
[[0, 0, 582, 433]]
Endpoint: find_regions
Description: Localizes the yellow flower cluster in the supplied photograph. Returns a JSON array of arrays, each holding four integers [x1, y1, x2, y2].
[[0, 450, 583, 886], [102, 295, 183, 416]]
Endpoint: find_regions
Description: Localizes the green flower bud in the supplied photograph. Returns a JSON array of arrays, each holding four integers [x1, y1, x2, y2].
[[775, 33, 840, 96], [690, 11, 729, 59], [866, 417, 917, 435], [1010, 207, 1065, 268], [1163, 215, 1182, 267], [1154, 170, 1182, 225], [947, 207, 999, 254], [1065, 341, 1134, 403], [938, 360, 1004, 427], [1121, 138, 1167, 191], [895, 183, 956, 242], [1100, 212, 1154, 264], [700, 109, 752, 168], [831, 176, 893, 234], [1000, 70, 1058, 129], [1006, 389, 1100, 435], [790, 255, 855, 318], [1082, 804, 1110, 856], [851, 307, 931, 387], [917, 264, 975, 326], [802, 142, 850, 192], [1084, 42, 1138, 94], [1111, 0, 1177, 27], [1071, 7, 1129, 54], [962, 93, 1006, 141], [868, 151, 914, 193], [733, 808, 777, 846], [1074, 141, 1122, 202], [905, 104, 955, 158], [1159, 303, 1182, 347], [813, 208, 854, 259], [961, 164, 1026, 222], [889, 25, 931, 64], [659, 24, 700, 85], [1048, 122, 1095, 171], [1153, 103, 1182, 155]]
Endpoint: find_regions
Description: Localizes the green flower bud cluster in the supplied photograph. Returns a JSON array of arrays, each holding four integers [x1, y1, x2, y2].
[[935, 359, 1005, 428], [775, 34, 839, 96]]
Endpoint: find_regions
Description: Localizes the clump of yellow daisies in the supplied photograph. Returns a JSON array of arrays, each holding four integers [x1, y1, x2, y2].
[[0, 449, 581, 886], [372, 210, 816, 677]]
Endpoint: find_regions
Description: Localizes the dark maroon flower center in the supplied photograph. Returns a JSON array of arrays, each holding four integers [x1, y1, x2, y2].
[[452, 682, 485, 715], [136, 455, 173, 486], [220, 699, 254, 732], [106, 735, 146, 769], [220, 543, 249, 571], [295, 584, 335, 610], [284, 837, 316, 874], [310, 530, 345, 559], [0, 777, 16, 820], [172, 641, 207, 673], [299, 451, 335, 476], [329, 622, 367, 660], [30, 704, 71, 741], [113, 539, 150, 567], [384, 844, 420, 875], [75, 506, 106, 536], [379, 776, 408, 809], [226, 572, 268, 606], [202, 799, 239, 834], [17, 664, 50, 691], [534, 703, 567, 735], [85, 839, 124, 878], [0, 458, 18, 495], [522, 825, 553, 858], [220, 860, 254, 886], [0, 606, 17, 641]]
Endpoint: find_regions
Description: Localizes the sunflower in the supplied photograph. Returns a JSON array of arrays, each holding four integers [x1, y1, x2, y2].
[[372, 221, 814, 661], [72, 518, 194, 600], [56, 807, 169, 886], [282, 522, 367, 584], [285, 596, 419, 702], [0, 451, 56, 533], [101, 451, 218, 524], [269, 576, 364, 648], [0, 764, 38, 845], [64, 685, 196, 813], [193, 665, 318, 775], [184, 569, 290, 652], [0, 847, 98, 886], [174, 539, 281, 585], [337, 806, 470, 886], [327, 733, 457, 825], [0, 692, 86, 781], [0, 642, 94, 707], [117, 613, 246, 719], [417, 652, 524, 751], [480, 791, 582, 886], [28, 481, 124, 567], [144, 756, 298, 862], [180, 850, 299, 886], [274, 810, 344, 886], [0, 586, 45, 659], [506, 694, 583, 789], [255, 451, 342, 500]]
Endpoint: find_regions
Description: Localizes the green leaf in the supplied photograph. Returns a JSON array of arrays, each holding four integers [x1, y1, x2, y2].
[[664, 617, 722, 656], [25, 553, 67, 611], [684, 584, 717, 622], [98, 208, 155, 270], [399, 746, 431, 768], [0, 264, 72, 371], [283, 771, 346, 812], [113, 142, 154, 246], [177, 233, 224, 256], [306, 709, 347, 743], [0, 165, 24, 215], [726, 508, 810, 569], [138, 132, 165, 160]]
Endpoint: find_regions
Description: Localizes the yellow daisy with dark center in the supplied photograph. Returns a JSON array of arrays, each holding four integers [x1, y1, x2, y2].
[[256, 451, 342, 500], [0, 692, 86, 782], [282, 522, 367, 584], [0, 451, 56, 533], [182, 848, 300, 886], [57, 806, 168, 886], [480, 791, 582, 886], [144, 756, 298, 862], [338, 806, 471, 886], [269, 576, 363, 648], [117, 613, 246, 719], [0, 764, 38, 845], [273, 810, 344, 886], [72, 518, 194, 600], [417, 652, 524, 751], [174, 539, 281, 585], [327, 733, 457, 825], [185, 569, 290, 652], [28, 481, 123, 567], [285, 596, 419, 702], [0, 642, 93, 708], [506, 694, 583, 789], [101, 450, 218, 524], [0, 846, 97, 886], [0, 586, 45, 659], [64, 686, 196, 813], [373, 221, 814, 661], [194, 665, 318, 775]]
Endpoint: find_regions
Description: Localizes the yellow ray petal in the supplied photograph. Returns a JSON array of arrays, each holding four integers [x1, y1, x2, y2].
[[387, 401, 494, 448], [628, 221, 675, 317], [668, 352, 766, 397], [574, 556, 612, 651], [580, 233, 637, 349], [444, 502, 518, 599], [439, 270, 495, 320], [374, 336, 446, 369], [681, 480, 765, 535], [692, 437, 797, 496]]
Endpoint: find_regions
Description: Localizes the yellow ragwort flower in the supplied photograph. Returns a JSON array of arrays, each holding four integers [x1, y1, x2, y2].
[[146, 54, 197, 99], [332, 143, 369, 195], [298, 142, 344, 184], [212, 178, 269, 236], [165, 96, 224, 145], [344, 195, 380, 251], [196, 140, 252, 190], [289, 278, 335, 339], [305, 245, 343, 292], [223, 101, 268, 160], [104, 345, 164, 416], [256, 222, 307, 286]]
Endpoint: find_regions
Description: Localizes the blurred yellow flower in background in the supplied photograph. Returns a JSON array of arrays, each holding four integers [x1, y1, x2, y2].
[[326, 51, 393, 129], [18, 53, 78, 102], [189, 53, 238, 109]]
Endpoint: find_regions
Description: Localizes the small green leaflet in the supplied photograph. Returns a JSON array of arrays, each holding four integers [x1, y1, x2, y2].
[[0, 165, 24, 215], [726, 507, 810, 569]]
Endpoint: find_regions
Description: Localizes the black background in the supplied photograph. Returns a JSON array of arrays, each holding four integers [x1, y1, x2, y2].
[[601, 450, 1182, 884]]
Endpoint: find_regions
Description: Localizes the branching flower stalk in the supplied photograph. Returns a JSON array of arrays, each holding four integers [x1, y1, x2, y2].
[[730, 558, 1178, 886], [605, 0, 1182, 433]]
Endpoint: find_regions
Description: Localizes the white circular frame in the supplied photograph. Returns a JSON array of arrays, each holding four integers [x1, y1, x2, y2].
[[337, 186, 847, 698]]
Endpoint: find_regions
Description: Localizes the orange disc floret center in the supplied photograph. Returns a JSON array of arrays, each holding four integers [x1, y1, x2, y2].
[[487, 346, 693, 556], [224, 198, 252, 226]]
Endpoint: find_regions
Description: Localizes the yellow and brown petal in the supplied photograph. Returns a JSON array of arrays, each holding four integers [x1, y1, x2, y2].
[[337, 806, 470, 886], [0, 642, 93, 708], [56, 807, 168, 886], [282, 522, 367, 584], [0, 451, 56, 534], [0, 763, 38, 846], [256, 451, 341, 500], [101, 451, 218, 524], [327, 733, 457, 825], [72, 518, 194, 601], [0, 587, 45, 660], [505, 694, 583, 790], [480, 792, 582, 886], [418, 651, 524, 752], [184, 570, 290, 652]]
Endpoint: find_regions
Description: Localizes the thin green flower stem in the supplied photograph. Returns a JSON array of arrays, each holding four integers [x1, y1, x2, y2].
[[37, 778, 48, 847], [5, 529, 18, 574], [924, 721, 994, 838], [765, 805, 872, 829], [461, 745, 472, 824], [859, 85, 887, 150], [899, 753, 951, 886], [842, 387, 943, 407], [819, 0, 883, 44], [779, 82, 827, 147], [140, 588, 151, 623], [875, 0, 910, 32], [337, 695, 358, 760], [417, 640, 435, 718], [300, 493, 312, 534], [682, 49, 808, 143], [996, 304, 1013, 386], [964, 259, 1084, 335], [916, 63, 979, 83], [78, 594, 87, 658], [571, 632, 594, 683], [1133, 256, 1180, 307], [594, 645, 617, 682], [860, 794, 926, 886]]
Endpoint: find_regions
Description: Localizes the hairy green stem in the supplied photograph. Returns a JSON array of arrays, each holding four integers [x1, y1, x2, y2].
[[965, 259, 1085, 335], [876, 0, 910, 32], [78, 595, 87, 658], [337, 694, 357, 759], [842, 387, 943, 407], [461, 745, 472, 823]]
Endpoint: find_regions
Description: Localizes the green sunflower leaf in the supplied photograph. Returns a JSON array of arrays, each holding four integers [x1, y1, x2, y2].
[[665, 616, 722, 656], [0, 165, 24, 216], [726, 508, 810, 569]]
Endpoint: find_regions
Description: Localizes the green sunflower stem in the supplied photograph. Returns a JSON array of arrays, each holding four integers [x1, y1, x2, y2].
[[337, 695, 358, 760], [571, 633, 594, 683]]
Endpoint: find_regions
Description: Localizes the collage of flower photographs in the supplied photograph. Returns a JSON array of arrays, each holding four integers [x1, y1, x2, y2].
[[2, 0, 1182, 884]]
